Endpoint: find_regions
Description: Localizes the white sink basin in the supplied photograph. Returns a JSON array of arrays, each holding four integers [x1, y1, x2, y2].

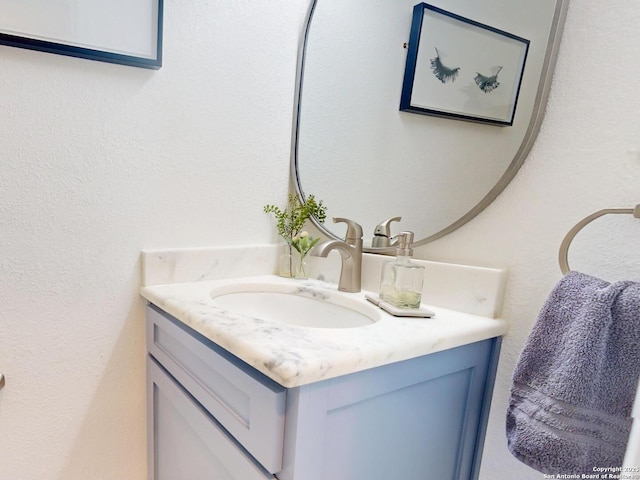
[[210, 281, 381, 328]]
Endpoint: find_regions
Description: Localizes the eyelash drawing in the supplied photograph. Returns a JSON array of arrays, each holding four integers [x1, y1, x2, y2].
[[474, 66, 503, 93], [430, 48, 460, 84]]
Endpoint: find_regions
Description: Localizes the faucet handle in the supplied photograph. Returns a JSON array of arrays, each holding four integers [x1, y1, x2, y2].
[[372, 216, 402, 248], [333, 217, 363, 244], [373, 216, 401, 236]]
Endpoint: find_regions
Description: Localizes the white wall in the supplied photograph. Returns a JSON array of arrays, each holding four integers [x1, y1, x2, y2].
[[0, 1, 306, 479], [0, 0, 638, 479], [419, 0, 640, 478]]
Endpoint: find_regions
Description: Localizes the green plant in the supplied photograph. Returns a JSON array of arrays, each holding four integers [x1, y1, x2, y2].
[[264, 194, 327, 256]]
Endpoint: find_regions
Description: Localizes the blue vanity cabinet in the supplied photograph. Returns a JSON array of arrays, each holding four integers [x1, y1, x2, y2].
[[147, 358, 277, 480], [146, 305, 285, 480], [146, 304, 501, 480], [279, 337, 500, 480]]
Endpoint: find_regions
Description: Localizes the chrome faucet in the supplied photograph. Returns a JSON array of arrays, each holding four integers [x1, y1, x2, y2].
[[311, 217, 363, 293], [372, 216, 402, 248]]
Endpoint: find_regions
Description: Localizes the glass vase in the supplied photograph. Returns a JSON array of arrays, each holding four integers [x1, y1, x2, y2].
[[278, 248, 309, 279]]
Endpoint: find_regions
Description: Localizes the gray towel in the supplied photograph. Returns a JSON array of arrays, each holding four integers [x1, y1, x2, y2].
[[507, 271, 640, 475]]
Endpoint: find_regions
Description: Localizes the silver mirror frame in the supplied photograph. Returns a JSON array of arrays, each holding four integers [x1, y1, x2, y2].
[[291, 0, 569, 253]]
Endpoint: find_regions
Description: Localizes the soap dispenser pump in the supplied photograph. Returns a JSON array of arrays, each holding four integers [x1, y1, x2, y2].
[[379, 231, 425, 309]]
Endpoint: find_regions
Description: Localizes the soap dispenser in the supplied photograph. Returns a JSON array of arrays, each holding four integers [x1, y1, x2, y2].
[[379, 231, 425, 309]]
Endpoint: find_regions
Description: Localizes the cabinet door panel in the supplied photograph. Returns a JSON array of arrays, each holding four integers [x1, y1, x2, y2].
[[148, 357, 275, 480]]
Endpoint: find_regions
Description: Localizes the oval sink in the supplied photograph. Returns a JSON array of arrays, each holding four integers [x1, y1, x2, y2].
[[210, 281, 380, 328]]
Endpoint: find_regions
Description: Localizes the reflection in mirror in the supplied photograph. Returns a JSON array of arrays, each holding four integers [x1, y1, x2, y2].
[[292, 0, 568, 252], [399, 3, 530, 126]]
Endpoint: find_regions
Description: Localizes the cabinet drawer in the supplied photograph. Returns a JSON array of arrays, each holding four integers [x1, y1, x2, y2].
[[146, 305, 286, 474], [148, 357, 276, 480]]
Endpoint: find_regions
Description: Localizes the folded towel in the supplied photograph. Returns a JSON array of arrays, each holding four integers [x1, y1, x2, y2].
[[507, 271, 640, 475]]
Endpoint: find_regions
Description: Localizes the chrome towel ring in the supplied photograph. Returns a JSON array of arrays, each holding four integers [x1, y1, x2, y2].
[[559, 205, 640, 274]]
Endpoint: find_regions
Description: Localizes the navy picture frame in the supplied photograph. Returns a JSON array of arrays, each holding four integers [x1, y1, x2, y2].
[[400, 3, 529, 126], [0, 0, 163, 70]]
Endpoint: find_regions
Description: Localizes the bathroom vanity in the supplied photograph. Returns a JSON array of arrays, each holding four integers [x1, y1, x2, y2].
[[141, 247, 508, 480], [146, 303, 500, 480]]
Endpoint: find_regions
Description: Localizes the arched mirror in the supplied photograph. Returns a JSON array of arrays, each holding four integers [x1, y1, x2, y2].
[[292, 0, 569, 252]]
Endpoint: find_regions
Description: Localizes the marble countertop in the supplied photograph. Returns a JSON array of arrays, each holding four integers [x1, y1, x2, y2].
[[141, 274, 507, 388]]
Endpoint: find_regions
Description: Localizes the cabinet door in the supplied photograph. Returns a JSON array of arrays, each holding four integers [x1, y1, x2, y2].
[[147, 357, 275, 480]]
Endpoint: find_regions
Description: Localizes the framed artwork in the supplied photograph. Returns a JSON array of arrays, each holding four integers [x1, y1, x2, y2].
[[0, 0, 163, 69], [400, 3, 529, 126]]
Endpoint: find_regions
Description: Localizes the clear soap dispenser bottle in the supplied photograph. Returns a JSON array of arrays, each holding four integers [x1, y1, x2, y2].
[[379, 231, 425, 309]]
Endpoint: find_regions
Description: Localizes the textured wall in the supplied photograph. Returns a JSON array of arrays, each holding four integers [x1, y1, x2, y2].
[[0, 1, 305, 479], [419, 0, 640, 478]]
